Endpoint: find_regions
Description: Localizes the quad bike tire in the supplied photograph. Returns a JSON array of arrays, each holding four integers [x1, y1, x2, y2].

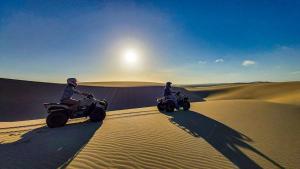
[[165, 100, 175, 112], [183, 101, 190, 111], [46, 110, 69, 128], [90, 107, 106, 122], [157, 102, 165, 111]]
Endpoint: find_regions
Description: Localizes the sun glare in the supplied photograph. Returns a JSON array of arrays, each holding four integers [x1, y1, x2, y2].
[[123, 49, 138, 65]]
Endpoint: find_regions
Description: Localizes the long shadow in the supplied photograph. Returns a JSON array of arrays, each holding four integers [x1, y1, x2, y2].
[[161, 110, 284, 169], [0, 121, 101, 169]]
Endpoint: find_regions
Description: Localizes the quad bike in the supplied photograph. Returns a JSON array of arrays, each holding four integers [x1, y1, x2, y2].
[[157, 91, 190, 112], [44, 95, 108, 128]]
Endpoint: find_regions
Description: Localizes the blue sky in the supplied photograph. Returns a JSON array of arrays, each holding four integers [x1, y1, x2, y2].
[[0, 0, 299, 83]]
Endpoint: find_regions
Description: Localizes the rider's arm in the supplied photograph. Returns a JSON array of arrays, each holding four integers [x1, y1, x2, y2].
[[81, 92, 91, 97], [73, 88, 89, 96], [170, 88, 177, 94]]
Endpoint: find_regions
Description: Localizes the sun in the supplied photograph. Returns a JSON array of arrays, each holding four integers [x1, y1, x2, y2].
[[123, 49, 138, 65]]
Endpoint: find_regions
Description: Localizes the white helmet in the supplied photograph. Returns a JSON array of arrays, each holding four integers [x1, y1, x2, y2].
[[67, 78, 77, 87]]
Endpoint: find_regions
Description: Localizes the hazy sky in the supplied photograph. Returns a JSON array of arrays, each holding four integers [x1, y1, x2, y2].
[[0, 0, 300, 83]]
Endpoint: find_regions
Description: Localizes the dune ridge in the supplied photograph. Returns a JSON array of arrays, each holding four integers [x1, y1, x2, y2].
[[1, 78, 300, 168], [0, 78, 201, 121], [186, 81, 300, 106]]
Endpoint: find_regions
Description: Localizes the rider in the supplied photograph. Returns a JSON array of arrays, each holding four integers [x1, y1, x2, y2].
[[60, 78, 90, 112], [164, 82, 179, 109]]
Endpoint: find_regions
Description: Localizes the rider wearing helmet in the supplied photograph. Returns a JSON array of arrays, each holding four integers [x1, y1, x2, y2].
[[164, 82, 179, 109], [164, 82, 173, 96], [61, 78, 90, 112]]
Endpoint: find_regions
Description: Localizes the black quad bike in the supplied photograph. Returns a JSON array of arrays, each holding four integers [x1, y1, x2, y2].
[[44, 95, 108, 128], [157, 91, 190, 112]]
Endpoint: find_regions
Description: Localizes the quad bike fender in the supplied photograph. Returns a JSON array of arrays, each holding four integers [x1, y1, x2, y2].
[[47, 107, 70, 114], [97, 103, 107, 111], [44, 105, 70, 114], [44, 103, 69, 110]]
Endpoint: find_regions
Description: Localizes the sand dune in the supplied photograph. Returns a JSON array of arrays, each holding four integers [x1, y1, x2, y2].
[[0, 79, 300, 168], [186, 82, 300, 106], [66, 101, 300, 169], [0, 78, 201, 121], [1, 101, 299, 168]]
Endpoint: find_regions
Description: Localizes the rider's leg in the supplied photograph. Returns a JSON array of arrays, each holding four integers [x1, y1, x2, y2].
[[167, 95, 179, 109]]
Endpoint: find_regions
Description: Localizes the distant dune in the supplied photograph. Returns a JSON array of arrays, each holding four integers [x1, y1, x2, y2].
[[185, 81, 300, 106], [0, 78, 299, 168]]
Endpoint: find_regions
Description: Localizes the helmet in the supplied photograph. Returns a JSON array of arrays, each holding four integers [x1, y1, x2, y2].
[[67, 78, 78, 87], [166, 81, 172, 87]]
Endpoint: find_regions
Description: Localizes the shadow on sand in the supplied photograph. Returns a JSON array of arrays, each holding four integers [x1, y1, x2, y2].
[[161, 110, 284, 169], [0, 121, 101, 169]]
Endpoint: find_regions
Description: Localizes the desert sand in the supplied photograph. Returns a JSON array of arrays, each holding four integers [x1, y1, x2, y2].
[[185, 82, 300, 106], [0, 78, 300, 169]]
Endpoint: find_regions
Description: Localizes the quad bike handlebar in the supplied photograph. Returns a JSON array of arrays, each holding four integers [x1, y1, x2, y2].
[[87, 94, 94, 99]]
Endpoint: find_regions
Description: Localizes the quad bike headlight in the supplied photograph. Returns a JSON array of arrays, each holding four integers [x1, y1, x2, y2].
[[98, 100, 108, 110]]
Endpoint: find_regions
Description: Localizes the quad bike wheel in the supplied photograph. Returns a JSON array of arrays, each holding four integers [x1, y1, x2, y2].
[[90, 107, 106, 122], [157, 102, 165, 111], [183, 101, 190, 111], [46, 111, 69, 128], [165, 100, 175, 112]]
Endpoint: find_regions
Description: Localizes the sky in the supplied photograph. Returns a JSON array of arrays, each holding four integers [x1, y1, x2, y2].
[[0, 0, 300, 84]]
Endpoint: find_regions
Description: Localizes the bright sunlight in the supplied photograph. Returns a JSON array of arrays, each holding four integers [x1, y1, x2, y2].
[[123, 48, 139, 65]]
